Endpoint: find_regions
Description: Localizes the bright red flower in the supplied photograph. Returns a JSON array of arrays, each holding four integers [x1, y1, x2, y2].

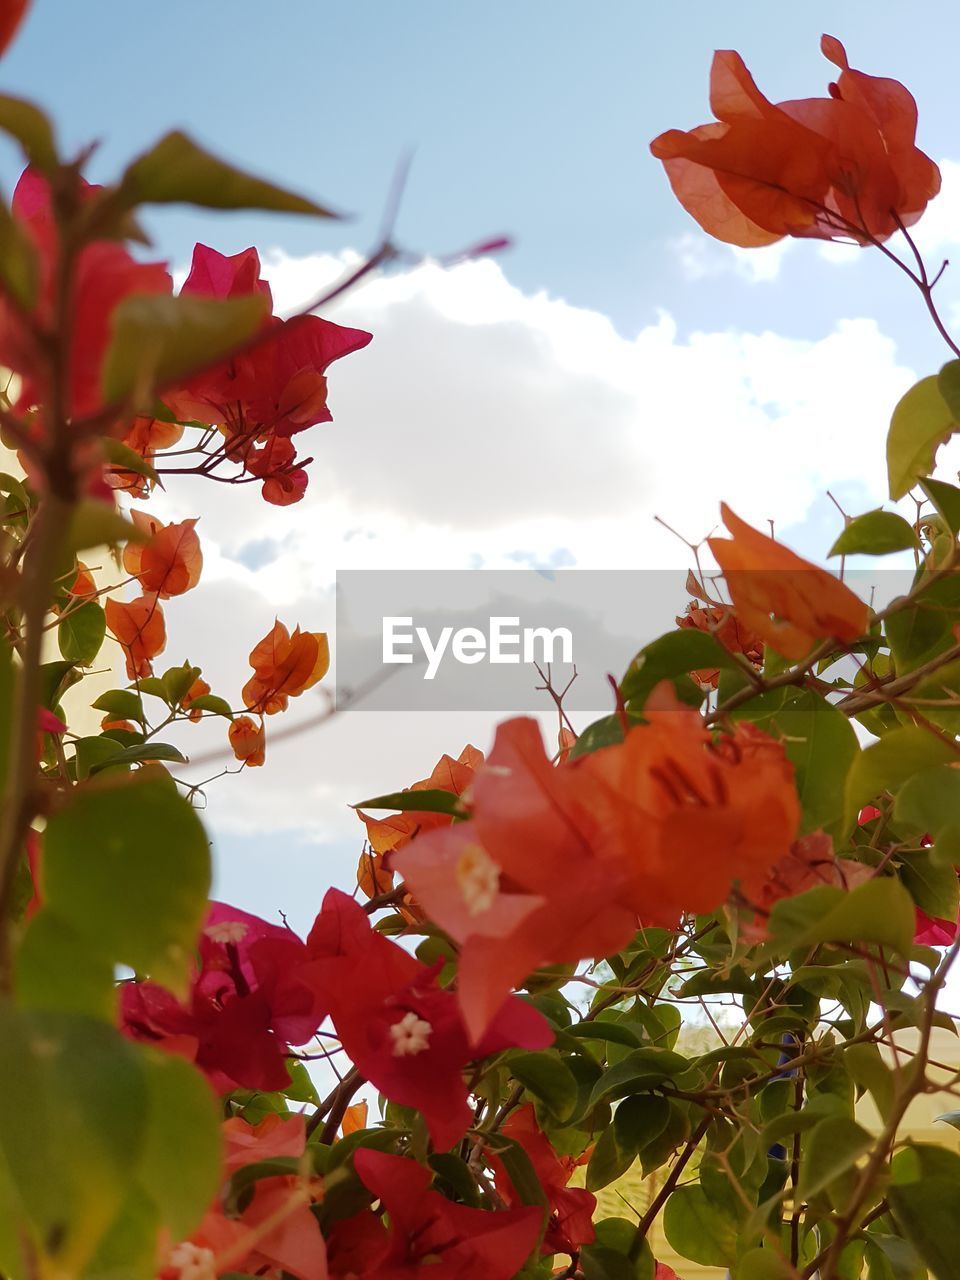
[[121, 901, 315, 1093], [0, 169, 171, 419], [166, 244, 371, 504], [487, 1103, 596, 1254], [0, 0, 29, 57], [650, 37, 939, 247], [351, 1148, 542, 1280], [291, 889, 552, 1152]]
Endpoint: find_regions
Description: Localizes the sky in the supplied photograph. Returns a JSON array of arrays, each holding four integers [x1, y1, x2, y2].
[[9, 1, 960, 931]]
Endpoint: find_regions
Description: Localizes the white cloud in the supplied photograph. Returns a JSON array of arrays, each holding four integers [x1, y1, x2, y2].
[[671, 232, 794, 284], [142, 249, 916, 855]]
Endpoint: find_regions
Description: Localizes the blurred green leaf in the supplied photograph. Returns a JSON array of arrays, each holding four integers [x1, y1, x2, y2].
[[43, 771, 210, 993], [117, 130, 341, 217], [102, 293, 269, 407]]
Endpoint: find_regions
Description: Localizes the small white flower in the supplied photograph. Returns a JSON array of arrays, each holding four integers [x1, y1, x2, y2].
[[167, 1243, 217, 1280], [456, 844, 500, 916], [205, 920, 248, 945], [389, 1011, 433, 1057]]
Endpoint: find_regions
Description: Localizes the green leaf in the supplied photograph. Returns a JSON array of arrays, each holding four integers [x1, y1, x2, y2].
[[663, 1186, 739, 1267], [72, 734, 128, 782], [58, 601, 106, 666], [66, 500, 148, 554], [88, 741, 188, 773], [487, 1134, 548, 1208], [898, 849, 960, 921], [797, 1115, 872, 1199], [613, 1094, 671, 1155], [588, 1047, 687, 1109], [92, 689, 146, 723], [184, 692, 234, 720], [887, 374, 956, 501], [581, 1220, 655, 1280], [0, 200, 37, 310], [101, 437, 159, 484], [844, 1043, 895, 1123], [567, 713, 625, 760], [895, 765, 960, 854], [752, 689, 859, 835], [769, 876, 916, 957], [353, 788, 465, 817], [586, 1123, 634, 1191], [844, 725, 958, 830], [14, 910, 116, 1020], [43, 771, 211, 993], [829, 511, 919, 557], [734, 1247, 796, 1280], [920, 477, 960, 535], [161, 663, 202, 706], [620, 630, 735, 706], [0, 1008, 147, 1274], [117, 130, 341, 217], [136, 1050, 222, 1238], [508, 1051, 578, 1122], [102, 293, 269, 407], [0, 94, 58, 170], [889, 1177, 960, 1280]]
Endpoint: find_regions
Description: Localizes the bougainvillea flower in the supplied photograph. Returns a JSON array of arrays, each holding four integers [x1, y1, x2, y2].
[[735, 831, 871, 944], [122, 509, 202, 597], [228, 714, 266, 767], [650, 37, 939, 247], [164, 1115, 326, 1280], [707, 504, 870, 660], [180, 676, 211, 723], [0, 169, 171, 419], [104, 595, 166, 679], [292, 889, 552, 1152], [106, 415, 185, 497], [676, 599, 763, 688], [351, 1148, 542, 1280], [67, 562, 97, 601], [914, 906, 960, 946], [356, 745, 482, 919], [487, 1103, 596, 1254], [358, 745, 481, 858], [398, 714, 799, 1041], [242, 620, 329, 715], [121, 901, 314, 1093], [165, 244, 372, 504]]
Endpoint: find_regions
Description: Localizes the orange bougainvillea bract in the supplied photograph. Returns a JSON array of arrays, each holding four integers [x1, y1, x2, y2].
[[708, 503, 870, 660], [650, 36, 940, 246], [104, 595, 167, 679], [122, 509, 203, 598], [242, 620, 329, 714], [397, 712, 799, 1041], [229, 714, 266, 767]]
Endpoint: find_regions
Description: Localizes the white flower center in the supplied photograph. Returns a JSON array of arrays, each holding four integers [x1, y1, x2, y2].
[[167, 1243, 217, 1280], [456, 843, 500, 916], [205, 921, 248, 945], [390, 1011, 433, 1057]]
